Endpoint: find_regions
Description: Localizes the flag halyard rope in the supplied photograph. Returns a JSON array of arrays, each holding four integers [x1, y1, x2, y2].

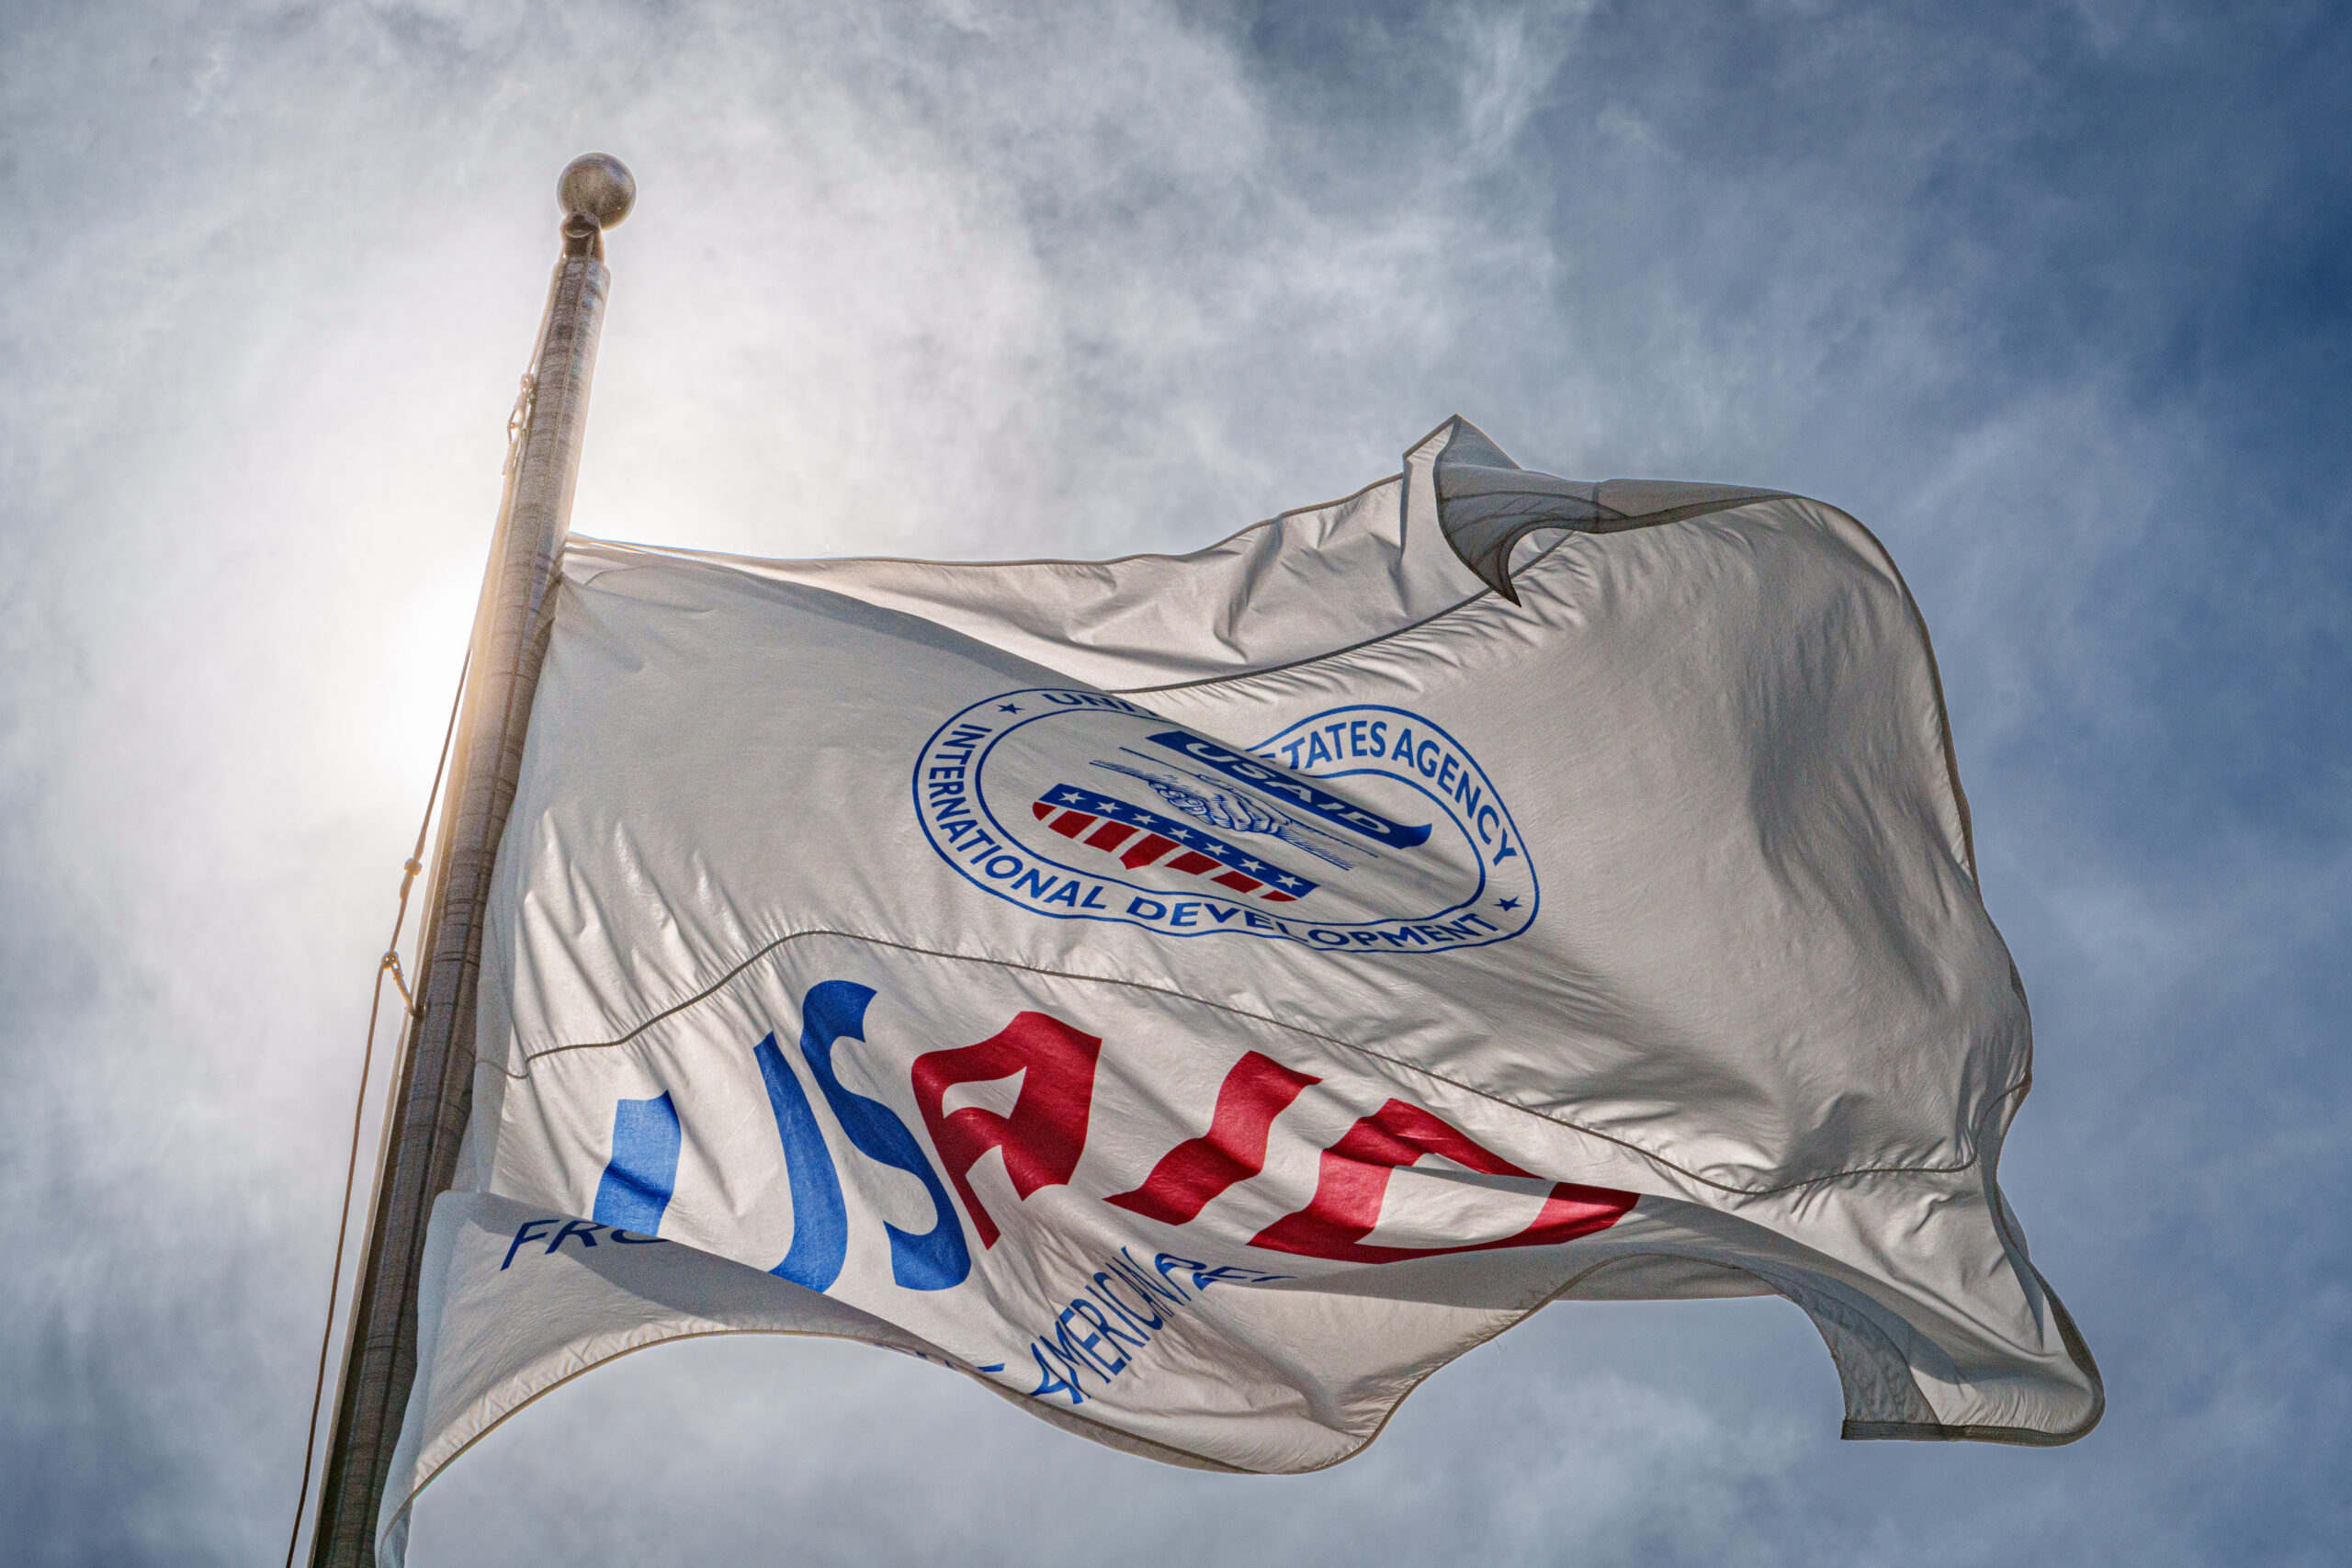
[[282, 646, 469, 1568]]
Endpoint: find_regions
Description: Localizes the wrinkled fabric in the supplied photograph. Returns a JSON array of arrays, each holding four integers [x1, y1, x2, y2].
[[379, 418, 2098, 1561]]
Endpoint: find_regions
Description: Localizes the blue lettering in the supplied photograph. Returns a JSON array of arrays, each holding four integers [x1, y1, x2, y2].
[[1057, 1305, 1117, 1371], [1121, 1248, 1190, 1304], [501, 1218, 554, 1269], [1157, 1253, 1212, 1293], [1150, 730, 1431, 850], [754, 1032, 848, 1292], [1091, 1271, 1166, 1331], [1195, 1263, 1290, 1286], [1029, 1342, 1085, 1404], [545, 1219, 603, 1256], [796, 982, 973, 1291], [1143, 1254, 1289, 1291], [1049, 1314, 1114, 1378], [1068, 1299, 1139, 1361], [1039, 692, 1144, 713], [593, 1091, 681, 1236]]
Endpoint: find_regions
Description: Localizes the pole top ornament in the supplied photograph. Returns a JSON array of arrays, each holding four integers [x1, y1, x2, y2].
[[558, 153, 636, 230]]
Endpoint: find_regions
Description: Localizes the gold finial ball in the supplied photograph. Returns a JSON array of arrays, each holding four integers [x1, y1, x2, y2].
[[558, 153, 636, 229]]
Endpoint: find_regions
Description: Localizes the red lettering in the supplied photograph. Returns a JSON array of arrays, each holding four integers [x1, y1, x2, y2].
[[1106, 1052, 1319, 1224], [911, 1012, 1102, 1248], [1250, 1100, 1634, 1262]]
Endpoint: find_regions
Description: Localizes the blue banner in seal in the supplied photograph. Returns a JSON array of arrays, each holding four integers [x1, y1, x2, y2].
[[1141, 732, 1433, 851]]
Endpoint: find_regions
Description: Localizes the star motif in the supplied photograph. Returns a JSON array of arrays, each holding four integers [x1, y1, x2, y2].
[[1170, 827, 1196, 840], [1238, 857, 1264, 873], [998, 703, 1023, 714], [1057, 790, 1086, 804], [1496, 896, 1521, 912]]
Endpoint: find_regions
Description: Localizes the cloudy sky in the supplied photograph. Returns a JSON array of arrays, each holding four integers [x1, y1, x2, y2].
[[3, 1, 2346, 1562]]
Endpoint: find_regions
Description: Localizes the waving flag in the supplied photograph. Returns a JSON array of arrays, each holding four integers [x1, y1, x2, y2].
[[377, 418, 2099, 1562]]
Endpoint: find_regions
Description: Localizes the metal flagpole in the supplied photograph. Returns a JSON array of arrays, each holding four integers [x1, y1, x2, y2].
[[305, 153, 635, 1568]]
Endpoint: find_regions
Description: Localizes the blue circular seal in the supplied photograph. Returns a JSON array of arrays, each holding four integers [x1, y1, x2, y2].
[[910, 689, 1537, 953]]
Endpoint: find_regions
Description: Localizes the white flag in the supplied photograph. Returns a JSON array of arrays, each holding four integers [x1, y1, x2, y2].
[[378, 418, 2099, 1561]]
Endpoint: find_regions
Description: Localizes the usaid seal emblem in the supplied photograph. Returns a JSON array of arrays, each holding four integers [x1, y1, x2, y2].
[[910, 690, 1537, 952]]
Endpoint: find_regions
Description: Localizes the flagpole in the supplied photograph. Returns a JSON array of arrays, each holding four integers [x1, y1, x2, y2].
[[304, 153, 634, 1568]]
